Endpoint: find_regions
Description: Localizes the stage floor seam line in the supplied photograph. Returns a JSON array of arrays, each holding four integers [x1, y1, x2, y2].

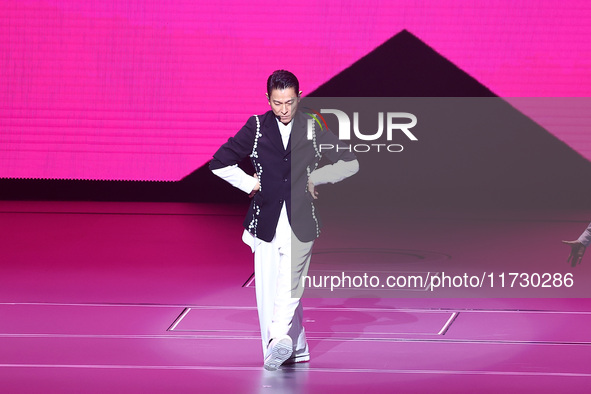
[[3, 302, 591, 314], [171, 329, 448, 336], [1, 333, 590, 346], [309, 337, 591, 345], [438, 311, 459, 335], [167, 307, 191, 331], [0, 364, 590, 378]]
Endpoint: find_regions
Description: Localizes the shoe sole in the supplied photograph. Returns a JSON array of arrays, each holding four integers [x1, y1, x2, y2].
[[264, 338, 293, 371]]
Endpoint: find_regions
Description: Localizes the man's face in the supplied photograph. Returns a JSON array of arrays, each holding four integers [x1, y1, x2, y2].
[[267, 87, 300, 125]]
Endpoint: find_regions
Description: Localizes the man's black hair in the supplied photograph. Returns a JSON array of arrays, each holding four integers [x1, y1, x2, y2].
[[267, 70, 299, 98]]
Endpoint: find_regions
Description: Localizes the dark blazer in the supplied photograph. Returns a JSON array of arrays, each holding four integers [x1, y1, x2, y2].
[[210, 110, 356, 242]]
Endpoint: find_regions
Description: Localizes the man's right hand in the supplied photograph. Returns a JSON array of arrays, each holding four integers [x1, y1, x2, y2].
[[249, 173, 260, 198], [562, 240, 586, 267]]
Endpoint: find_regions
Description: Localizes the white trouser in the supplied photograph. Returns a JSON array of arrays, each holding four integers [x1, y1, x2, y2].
[[245, 204, 314, 357]]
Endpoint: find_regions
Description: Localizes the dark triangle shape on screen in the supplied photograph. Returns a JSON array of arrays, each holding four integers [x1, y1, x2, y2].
[[309, 29, 496, 98]]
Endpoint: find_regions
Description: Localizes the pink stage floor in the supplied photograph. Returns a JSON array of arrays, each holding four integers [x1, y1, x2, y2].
[[1, 201, 591, 393]]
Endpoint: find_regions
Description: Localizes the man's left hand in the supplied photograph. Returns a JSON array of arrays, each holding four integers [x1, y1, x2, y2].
[[308, 180, 318, 200]]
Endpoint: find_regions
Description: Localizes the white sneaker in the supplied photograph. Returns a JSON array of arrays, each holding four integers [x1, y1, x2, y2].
[[284, 353, 310, 364], [284, 341, 310, 364], [263, 335, 293, 371]]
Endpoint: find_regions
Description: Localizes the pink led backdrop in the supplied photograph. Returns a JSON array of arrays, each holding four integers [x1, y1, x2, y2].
[[1, 1, 590, 181]]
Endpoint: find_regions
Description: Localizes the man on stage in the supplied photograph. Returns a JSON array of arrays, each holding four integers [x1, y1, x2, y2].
[[210, 70, 359, 370]]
